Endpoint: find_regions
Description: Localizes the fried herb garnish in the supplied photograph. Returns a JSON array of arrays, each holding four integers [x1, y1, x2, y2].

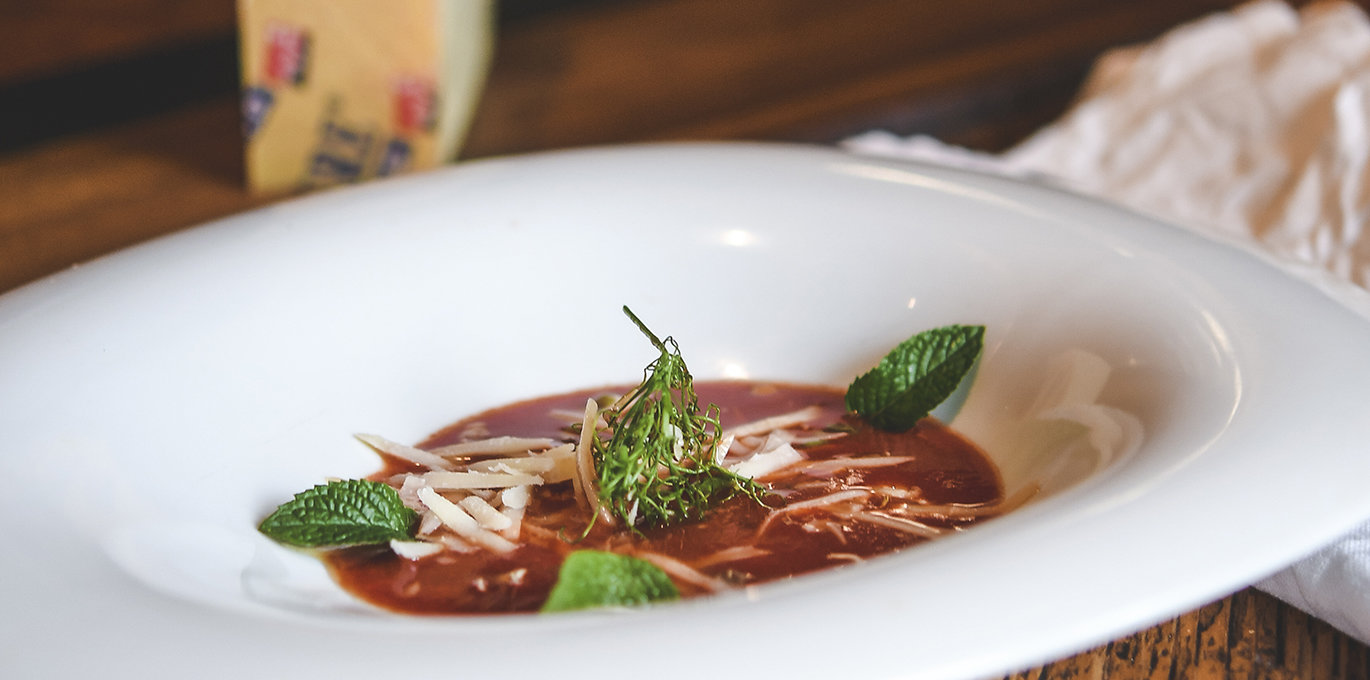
[[592, 307, 762, 529]]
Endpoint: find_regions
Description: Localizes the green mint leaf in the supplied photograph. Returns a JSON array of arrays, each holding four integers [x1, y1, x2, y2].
[[845, 324, 985, 432], [541, 550, 680, 612], [258, 479, 417, 548]]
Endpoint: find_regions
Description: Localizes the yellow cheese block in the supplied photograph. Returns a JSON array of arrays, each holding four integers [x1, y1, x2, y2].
[[237, 0, 493, 194]]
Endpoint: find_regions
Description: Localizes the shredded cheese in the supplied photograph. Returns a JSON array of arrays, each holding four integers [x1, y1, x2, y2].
[[727, 441, 803, 479], [755, 489, 871, 538], [692, 546, 771, 568], [572, 398, 603, 516], [355, 433, 453, 470], [845, 511, 944, 538], [417, 487, 518, 553], [722, 405, 824, 439], [466, 443, 576, 482], [635, 552, 728, 592], [500, 485, 530, 509], [458, 495, 514, 531], [499, 504, 525, 540], [794, 455, 915, 476], [713, 433, 735, 464], [390, 539, 443, 560], [421, 470, 544, 489], [429, 436, 561, 458], [416, 509, 442, 536]]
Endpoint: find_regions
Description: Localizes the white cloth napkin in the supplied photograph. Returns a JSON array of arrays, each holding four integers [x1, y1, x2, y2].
[[845, 0, 1370, 644]]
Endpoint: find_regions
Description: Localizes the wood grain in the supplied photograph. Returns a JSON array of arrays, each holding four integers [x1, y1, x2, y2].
[[0, 0, 235, 83], [461, 0, 1251, 154], [1002, 590, 1370, 679], [0, 95, 261, 292]]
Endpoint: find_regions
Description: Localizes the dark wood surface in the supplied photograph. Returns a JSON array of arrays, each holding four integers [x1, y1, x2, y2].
[[3, 1, 1368, 677]]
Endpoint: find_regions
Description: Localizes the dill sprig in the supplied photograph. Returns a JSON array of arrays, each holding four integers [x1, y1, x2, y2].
[[593, 307, 763, 529]]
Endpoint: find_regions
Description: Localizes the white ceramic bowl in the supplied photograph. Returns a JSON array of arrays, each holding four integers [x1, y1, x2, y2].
[[4, 144, 1370, 679]]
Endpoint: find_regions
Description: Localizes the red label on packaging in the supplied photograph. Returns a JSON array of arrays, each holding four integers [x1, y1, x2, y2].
[[393, 76, 436, 135], [263, 22, 310, 86]]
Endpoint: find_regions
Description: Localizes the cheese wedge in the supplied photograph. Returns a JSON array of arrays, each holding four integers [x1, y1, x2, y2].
[[237, 0, 493, 193]]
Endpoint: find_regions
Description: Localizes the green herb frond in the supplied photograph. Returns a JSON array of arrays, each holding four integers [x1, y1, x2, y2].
[[592, 307, 763, 529]]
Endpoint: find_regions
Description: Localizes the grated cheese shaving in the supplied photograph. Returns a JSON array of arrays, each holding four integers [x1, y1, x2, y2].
[[499, 505, 525, 540], [417, 487, 518, 553], [635, 552, 728, 592], [421, 470, 544, 490], [755, 489, 872, 538], [773, 489, 870, 513], [355, 433, 453, 471], [396, 474, 429, 511], [572, 398, 603, 517], [416, 509, 442, 536], [795, 455, 915, 476], [891, 484, 1039, 520], [845, 511, 944, 538], [458, 495, 513, 531], [713, 433, 735, 464], [692, 546, 771, 568], [390, 539, 443, 560], [466, 443, 576, 482], [727, 441, 803, 479], [501, 485, 530, 509], [722, 405, 824, 439], [429, 436, 561, 458], [435, 533, 478, 553]]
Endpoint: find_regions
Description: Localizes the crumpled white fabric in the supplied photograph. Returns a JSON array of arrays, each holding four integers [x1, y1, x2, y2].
[[845, 0, 1370, 645]]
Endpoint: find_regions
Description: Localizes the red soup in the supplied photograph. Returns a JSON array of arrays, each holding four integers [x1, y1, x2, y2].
[[324, 381, 1006, 614]]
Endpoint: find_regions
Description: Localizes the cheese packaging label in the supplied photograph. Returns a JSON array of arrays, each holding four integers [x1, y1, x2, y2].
[[237, 0, 492, 194]]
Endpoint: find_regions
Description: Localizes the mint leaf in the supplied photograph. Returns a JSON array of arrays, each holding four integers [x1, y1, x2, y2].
[[258, 479, 417, 548], [541, 550, 680, 612], [845, 324, 985, 432]]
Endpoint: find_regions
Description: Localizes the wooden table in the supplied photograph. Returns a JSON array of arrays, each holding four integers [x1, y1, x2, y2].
[[3, 1, 1367, 677]]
